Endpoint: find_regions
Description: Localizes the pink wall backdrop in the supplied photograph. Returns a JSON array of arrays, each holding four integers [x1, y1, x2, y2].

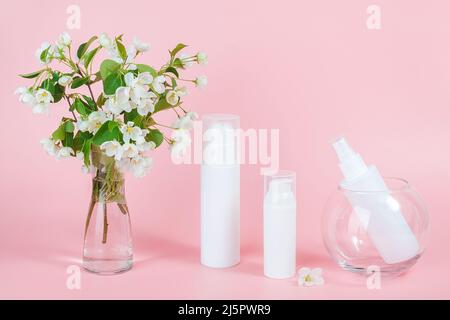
[[1, 0, 450, 299]]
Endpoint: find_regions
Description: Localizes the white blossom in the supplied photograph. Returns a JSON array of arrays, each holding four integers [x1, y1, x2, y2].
[[58, 75, 72, 87], [166, 86, 188, 106], [77, 111, 110, 134], [172, 111, 198, 130], [35, 42, 52, 64], [40, 138, 58, 156], [15, 87, 36, 106], [32, 89, 54, 114], [297, 268, 324, 287], [100, 140, 123, 161], [151, 75, 166, 94], [58, 32, 71, 47], [121, 143, 139, 158], [129, 155, 153, 177], [56, 146, 74, 159], [195, 75, 208, 88], [105, 87, 132, 115], [196, 52, 208, 65], [121, 121, 142, 143], [133, 37, 150, 53], [179, 53, 194, 68], [170, 129, 191, 158]]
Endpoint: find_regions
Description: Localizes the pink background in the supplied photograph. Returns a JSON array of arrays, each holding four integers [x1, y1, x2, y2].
[[1, 0, 450, 299]]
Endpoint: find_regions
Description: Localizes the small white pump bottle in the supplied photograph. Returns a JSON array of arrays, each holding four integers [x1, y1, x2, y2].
[[263, 171, 296, 279], [332, 137, 419, 264], [201, 114, 240, 268]]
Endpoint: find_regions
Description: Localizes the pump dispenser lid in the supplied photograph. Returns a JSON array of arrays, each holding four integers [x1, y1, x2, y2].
[[332, 137, 368, 181], [268, 178, 292, 194]]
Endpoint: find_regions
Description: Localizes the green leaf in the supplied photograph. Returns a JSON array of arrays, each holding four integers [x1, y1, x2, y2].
[[77, 36, 98, 59], [115, 38, 127, 60], [172, 58, 184, 69], [136, 64, 157, 77], [40, 46, 51, 62], [170, 43, 187, 58], [62, 131, 74, 147], [96, 94, 106, 108], [71, 77, 90, 89], [165, 66, 179, 78], [19, 69, 46, 79], [153, 97, 171, 113], [40, 77, 64, 103], [52, 124, 66, 141], [65, 121, 75, 133], [100, 59, 121, 79], [73, 98, 88, 117], [92, 121, 123, 145], [81, 95, 96, 111], [124, 109, 143, 127], [146, 129, 164, 148], [82, 139, 92, 166], [103, 72, 124, 95], [83, 47, 100, 68], [73, 131, 92, 152]]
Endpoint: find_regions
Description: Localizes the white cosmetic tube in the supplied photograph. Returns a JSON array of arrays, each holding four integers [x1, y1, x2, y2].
[[264, 171, 297, 279], [201, 114, 240, 268]]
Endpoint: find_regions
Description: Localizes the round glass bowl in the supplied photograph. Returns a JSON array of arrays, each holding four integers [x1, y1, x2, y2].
[[322, 178, 429, 277]]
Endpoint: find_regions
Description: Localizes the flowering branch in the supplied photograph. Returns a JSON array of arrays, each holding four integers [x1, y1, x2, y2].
[[16, 32, 208, 178]]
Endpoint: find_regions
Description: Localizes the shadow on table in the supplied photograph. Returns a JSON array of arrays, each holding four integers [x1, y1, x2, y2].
[[132, 234, 199, 269]]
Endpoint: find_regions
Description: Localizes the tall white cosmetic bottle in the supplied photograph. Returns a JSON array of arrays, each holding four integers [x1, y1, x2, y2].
[[332, 137, 419, 264], [201, 114, 240, 268], [264, 171, 296, 279]]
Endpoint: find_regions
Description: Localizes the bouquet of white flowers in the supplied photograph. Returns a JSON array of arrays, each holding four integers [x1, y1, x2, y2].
[[16, 32, 207, 179]]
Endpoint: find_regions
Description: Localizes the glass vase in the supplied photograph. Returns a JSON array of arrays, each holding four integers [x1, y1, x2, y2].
[[82, 146, 133, 274], [322, 177, 429, 277]]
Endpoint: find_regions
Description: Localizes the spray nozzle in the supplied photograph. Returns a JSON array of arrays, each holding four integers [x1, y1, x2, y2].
[[331, 137, 368, 181], [332, 137, 356, 163]]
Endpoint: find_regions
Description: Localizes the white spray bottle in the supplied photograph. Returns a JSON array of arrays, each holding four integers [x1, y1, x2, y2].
[[332, 137, 419, 264]]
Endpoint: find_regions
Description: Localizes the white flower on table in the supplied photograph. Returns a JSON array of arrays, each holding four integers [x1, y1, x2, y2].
[[166, 86, 188, 106], [172, 111, 198, 130], [56, 146, 74, 160], [195, 75, 208, 88], [133, 37, 150, 53], [196, 52, 208, 65], [297, 268, 324, 287], [170, 129, 191, 158], [40, 138, 59, 156], [129, 154, 153, 177]]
